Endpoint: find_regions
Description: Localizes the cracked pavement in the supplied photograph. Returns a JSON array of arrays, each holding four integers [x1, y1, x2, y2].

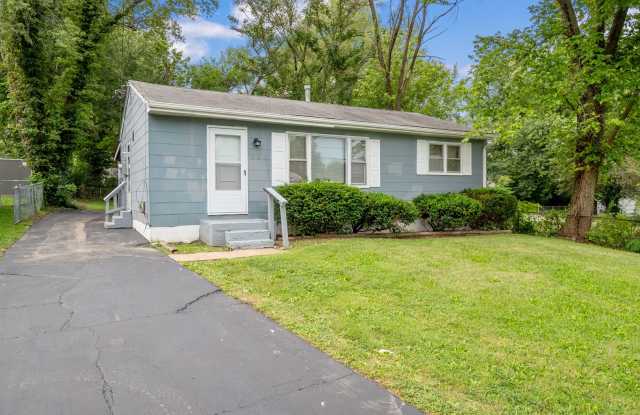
[[0, 211, 421, 414]]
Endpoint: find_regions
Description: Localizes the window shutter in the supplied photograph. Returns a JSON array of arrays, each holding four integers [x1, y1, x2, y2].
[[416, 139, 428, 174], [462, 142, 473, 175], [271, 132, 288, 186], [366, 139, 381, 187]]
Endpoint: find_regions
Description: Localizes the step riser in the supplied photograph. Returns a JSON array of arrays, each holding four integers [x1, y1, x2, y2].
[[225, 230, 271, 242], [200, 219, 269, 246]]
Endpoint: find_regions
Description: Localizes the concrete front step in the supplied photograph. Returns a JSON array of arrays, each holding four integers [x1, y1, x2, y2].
[[226, 239, 275, 249], [104, 210, 132, 229], [225, 229, 271, 242], [200, 218, 269, 246]]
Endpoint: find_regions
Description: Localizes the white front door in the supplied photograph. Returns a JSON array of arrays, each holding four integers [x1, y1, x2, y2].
[[207, 126, 248, 215]]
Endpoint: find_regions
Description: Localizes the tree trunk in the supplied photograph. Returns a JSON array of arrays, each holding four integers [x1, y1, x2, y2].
[[559, 165, 599, 241]]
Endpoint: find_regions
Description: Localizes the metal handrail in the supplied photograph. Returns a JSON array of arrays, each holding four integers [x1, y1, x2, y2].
[[103, 181, 126, 201], [263, 187, 289, 249], [104, 181, 127, 224]]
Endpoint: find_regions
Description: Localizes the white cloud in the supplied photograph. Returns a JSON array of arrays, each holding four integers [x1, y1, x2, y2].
[[175, 17, 241, 61], [180, 17, 241, 40], [174, 40, 210, 62]]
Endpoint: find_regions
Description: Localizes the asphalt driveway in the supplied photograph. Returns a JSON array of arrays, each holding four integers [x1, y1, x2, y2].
[[0, 211, 420, 414]]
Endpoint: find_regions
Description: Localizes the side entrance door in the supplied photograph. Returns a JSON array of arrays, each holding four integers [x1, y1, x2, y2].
[[207, 126, 248, 215]]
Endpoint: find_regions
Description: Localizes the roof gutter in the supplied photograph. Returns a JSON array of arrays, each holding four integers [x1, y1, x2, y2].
[[146, 100, 472, 139]]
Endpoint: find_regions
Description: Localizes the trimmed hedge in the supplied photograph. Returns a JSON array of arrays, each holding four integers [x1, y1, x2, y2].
[[463, 188, 518, 230], [355, 192, 418, 233], [413, 193, 481, 231], [277, 182, 366, 235]]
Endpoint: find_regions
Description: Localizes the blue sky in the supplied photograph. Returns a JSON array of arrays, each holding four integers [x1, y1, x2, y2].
[[177, 0, 538, 74]]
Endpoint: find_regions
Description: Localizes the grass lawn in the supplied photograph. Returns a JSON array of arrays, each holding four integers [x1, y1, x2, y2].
[[186, 235, 640, 414], [0, 195, 42, 255], [73, 198, 104, 212]]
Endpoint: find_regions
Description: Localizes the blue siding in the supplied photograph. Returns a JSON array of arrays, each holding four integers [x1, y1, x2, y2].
[[147, 115, 485, 227], [120, 87, 149, 224]]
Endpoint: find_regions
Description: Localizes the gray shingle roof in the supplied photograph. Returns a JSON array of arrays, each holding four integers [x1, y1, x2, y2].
[[130, 81, 470, 134]]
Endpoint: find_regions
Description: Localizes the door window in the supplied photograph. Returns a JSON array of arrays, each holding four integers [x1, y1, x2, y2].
[[215, 134, 241, 190]]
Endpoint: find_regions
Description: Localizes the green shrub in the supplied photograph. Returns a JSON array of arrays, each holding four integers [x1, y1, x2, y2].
[[518, 201, 542, 214], [587, 216, 638, 249], [513, 201, 540, 234], [277, 181, 366, 235], [413, 193, 482, 231], [625, 239, 640, 253], [56, 183, 77, 207], [534, 209, 566, 237], [355, 192, 418, 233], [514, 210, 536, 234], [462, 188, 518, 229]]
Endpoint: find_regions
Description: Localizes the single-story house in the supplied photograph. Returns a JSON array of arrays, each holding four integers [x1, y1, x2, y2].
[[107, 80, 486, 247]]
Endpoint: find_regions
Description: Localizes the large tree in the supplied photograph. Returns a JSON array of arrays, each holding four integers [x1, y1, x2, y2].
[[0, 0, 216, 203], [229, 0, 369, 103], [367, 0, 461, 110], [468, 0, 639, 241], [352, 57, 465, 119]]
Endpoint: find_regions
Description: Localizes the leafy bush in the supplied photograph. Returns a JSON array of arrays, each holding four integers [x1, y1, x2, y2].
[[518, 200, 542, 214], [463, 188, 518, 229], [355, 192, 418, 233], [625, 239, 640, 253], [414, 193, 482, 231], [277, 181, 366, 235], [514, 211, 536, 234], [56, 183, 77, 207], [587, 216, 638, 249], [534, 209, 566, 237]]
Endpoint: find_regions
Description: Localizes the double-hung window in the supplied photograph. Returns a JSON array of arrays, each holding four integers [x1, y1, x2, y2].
[[288, 133, 368, 186], [288, 134, 307, 183], [350, 139, 367, 185], [428, 143, 461, 174]]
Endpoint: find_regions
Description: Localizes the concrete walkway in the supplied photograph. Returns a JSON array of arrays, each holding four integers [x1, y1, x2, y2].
[[0, 211, 420, 415], [170, 248, 283, 262]]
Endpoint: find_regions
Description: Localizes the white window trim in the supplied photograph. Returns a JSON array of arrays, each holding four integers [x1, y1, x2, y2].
[[286, 131, 370, 187], [419, 140, 465, 176]]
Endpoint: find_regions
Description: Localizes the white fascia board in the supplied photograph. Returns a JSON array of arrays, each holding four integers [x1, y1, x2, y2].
[[147, 101, 476, 139]]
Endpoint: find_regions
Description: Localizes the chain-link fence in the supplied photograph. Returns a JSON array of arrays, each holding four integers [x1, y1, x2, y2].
[[13, 183, 44, 224]]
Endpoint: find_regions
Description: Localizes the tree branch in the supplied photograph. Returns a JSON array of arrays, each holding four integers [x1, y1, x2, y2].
[[555, 0, 580, 37], [605, 7, 628, 56], [606, 92, 639, 145], [102, 0, 146, 34], [367, 1, 388, 76]]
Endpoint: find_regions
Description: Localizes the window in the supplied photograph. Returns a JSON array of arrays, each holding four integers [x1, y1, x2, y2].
[[215, 134, 242, 190], [429, 144, 444, 172], [350, 139, 367, 185], [447, 145, 461, 173], [289, 134, 307, 183], [428, 143, 462, 174], [288, 133, 367, 185], [312, 136, 346, 182]]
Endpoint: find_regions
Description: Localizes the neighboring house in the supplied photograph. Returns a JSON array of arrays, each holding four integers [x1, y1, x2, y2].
[[0, 158, 31, 195], [108, 81, 486, 246]]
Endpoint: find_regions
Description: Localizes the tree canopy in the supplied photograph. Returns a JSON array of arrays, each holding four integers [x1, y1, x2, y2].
[[468, 0, 639, 239]]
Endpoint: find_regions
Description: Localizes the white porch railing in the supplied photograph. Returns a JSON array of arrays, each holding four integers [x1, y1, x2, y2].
[[103, 181, 126, 223], [264, 187, 289, 249]]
